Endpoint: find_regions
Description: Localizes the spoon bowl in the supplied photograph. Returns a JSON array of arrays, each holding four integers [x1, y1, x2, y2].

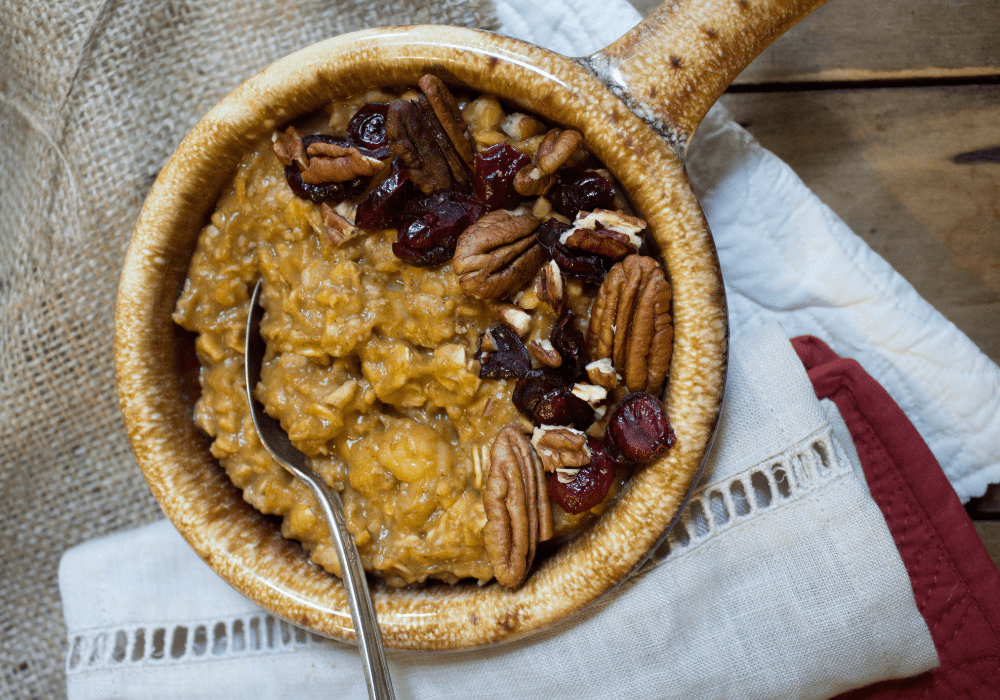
[[244, 279, 394, 699]]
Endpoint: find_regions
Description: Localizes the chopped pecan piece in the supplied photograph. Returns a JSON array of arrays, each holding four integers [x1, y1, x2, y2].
[[561, 209, 647, 261], [320, 203, 359, 245], [513, 128, 585, 196], [530, 425, 592, 474], [272, 127, 308, 170], [534, 260, 566, 316], [536, 128, 584, 175], [418, 75, 477, 169], [585, 357, 620, 389], [300, 141, 384, 185], [502, 113, 548, 141], [453, 210, 546, 300], [489, 302, 532, 338], [482, 426, 553, 587], [571, 383, 607, 406], [512, 165, 556, 197], [527, 339, 562, 368], [587, 255, 674, 394]]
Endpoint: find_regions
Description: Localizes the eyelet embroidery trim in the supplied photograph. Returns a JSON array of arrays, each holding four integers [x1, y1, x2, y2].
[[67, 613, 329, 675], [644, 426, 852, 567]]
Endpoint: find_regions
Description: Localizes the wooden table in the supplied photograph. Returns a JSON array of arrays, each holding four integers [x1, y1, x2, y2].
[[628, 0, 1000, 558]]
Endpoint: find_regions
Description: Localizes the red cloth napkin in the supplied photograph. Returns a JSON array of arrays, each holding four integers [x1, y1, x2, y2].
[[792, 336, 1000, 699]]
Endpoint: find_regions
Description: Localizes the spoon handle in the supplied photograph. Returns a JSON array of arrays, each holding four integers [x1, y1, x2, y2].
[[305, 474, 396, 700]]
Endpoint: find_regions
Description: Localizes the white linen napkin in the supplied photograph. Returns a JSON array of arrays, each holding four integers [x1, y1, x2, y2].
[[60, 323, 938, 700]]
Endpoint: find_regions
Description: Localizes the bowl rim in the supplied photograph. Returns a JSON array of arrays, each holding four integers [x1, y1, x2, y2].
[[114, 24, 728, 650]]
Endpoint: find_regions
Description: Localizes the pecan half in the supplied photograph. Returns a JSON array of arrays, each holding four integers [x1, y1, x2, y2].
[[300, 141, 384, 184], [453, 210, 546, 300], [531, 425, 592, 474], [587, 255, 674, 394], [482, 426, 553, 587], [418, 75, 477, 169], [387, 99, 461, 194]]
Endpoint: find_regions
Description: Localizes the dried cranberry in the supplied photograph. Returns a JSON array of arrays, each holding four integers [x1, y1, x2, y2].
[[347, 103, 391, 159], [550, 169, 616, 219], [392, 191, 488, 266], [392, 218, 454, 266], [548, 437, 617, 514], [475, 325, 531, 379], [553, 245, 611, 284], [532, 387, 594, 430], [284, 135, 369, 204], [606, 392, 675, 463], [551, 311, 589, 382], [356, 158, 415, 229], [535, 218, 570, 250], [512, 368, 569, 418], [474, 143, 530, 211], [536, 218, 610, 284]]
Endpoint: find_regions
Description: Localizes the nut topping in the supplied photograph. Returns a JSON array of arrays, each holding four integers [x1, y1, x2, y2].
[[512, 128, 584, 197], [299, 141, 384, 185], [561, 209, 647, 261], [512, 165, 556, 197], [586, 357, 620, 389], [536, 128, 584, 175], [571, 383, 607, 406], [489, 302, 532, 338], [534, 260, 566, 316], [387, 99, 462, 194], [453, 210, 546, 300], [482, 426, 553, 587], [501, 113, 548, 141], [527, 338, 562, 368], [418, 75, 478, 169], [272, 127, 308, 170], [320, 203, 360, 245], [530, 425, 591, 474], [587, 255, 673, 394]]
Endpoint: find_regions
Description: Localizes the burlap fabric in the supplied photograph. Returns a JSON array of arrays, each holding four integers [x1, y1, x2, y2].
[[0, 1, 498, 697]]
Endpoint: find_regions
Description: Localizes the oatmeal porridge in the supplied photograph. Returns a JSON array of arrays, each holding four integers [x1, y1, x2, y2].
[[173, 77, 675, 588]]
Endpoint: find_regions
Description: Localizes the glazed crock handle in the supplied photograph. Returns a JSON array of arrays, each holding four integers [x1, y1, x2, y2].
[[584, 0, 826, 150]]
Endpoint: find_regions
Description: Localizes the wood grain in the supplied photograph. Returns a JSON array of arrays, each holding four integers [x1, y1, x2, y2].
[[628, 0, 1000, 83], [974, 522, 1000, 570], [719, 85, 1000, 365]]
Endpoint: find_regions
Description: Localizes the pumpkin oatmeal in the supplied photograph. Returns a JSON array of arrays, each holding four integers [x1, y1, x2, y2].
[[173, 79, 675, 588]]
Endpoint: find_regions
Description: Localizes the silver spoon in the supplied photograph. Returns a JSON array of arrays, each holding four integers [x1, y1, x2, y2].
[[244, 278, 395, 700]]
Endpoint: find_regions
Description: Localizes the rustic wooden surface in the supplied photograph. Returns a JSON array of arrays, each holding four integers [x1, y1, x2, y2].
[[627, 0, 1000, 546]]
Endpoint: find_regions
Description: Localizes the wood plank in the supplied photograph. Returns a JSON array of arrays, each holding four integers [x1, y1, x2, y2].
[[973, 522, 1000, 572], [627, 0, 1000, 83], [717, 85, 1000, 367]]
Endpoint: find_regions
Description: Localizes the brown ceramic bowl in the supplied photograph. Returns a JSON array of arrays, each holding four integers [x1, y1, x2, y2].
[[115, 0, 822, 649]]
